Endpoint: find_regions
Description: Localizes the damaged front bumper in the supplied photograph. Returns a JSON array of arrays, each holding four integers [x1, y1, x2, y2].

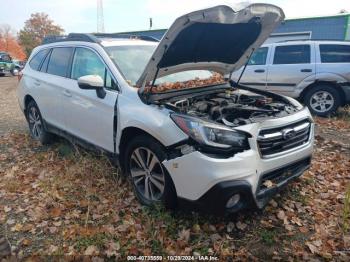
[[180, 156, 311, 214], [162, 112, 314, 214]]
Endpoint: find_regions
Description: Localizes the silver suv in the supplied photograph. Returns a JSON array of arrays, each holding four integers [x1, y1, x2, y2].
[[231, 41, 350, 116]]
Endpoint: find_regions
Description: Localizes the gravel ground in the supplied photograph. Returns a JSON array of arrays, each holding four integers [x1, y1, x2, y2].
[[0, 76, 27, 136]]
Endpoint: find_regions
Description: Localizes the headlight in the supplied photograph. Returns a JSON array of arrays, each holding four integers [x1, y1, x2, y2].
[[171, 114, 249, 149]]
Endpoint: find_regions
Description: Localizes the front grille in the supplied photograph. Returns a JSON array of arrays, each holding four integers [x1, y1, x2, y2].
[[257, 119, 311, 157], [257, 157, 311, 197]]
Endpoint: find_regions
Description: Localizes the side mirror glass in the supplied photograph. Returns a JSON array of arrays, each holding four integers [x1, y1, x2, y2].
[[77, 75, 106, 99]]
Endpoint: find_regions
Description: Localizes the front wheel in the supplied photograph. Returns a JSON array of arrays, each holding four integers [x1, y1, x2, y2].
[[304, 84, 341, 117], [124, 135, 177, 209]]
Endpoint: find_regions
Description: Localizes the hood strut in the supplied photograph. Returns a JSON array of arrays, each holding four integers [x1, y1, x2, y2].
[[231, 48, 255, 85], [144, 67, 161, 103]]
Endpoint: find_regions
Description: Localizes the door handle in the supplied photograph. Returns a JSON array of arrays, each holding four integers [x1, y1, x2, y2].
[[63, 90, 72, 97], [254, 69, 265, 73], [301, 69, 312, 72], [34, 80, 41, 86]]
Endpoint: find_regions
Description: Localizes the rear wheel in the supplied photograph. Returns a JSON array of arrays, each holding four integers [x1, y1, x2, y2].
[[304, 84, 341, 116], [26, 100, 53, 144], [124, 135, 177, 209]]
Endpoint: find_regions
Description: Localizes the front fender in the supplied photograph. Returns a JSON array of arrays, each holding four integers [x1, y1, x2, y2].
[[116, 92, 188, 153]]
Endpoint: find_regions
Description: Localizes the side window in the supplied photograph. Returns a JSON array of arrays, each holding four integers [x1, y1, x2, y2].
[[47, 47, 74, 77], [29, 49, 49, 71], [1, 54, 11, 62], [72, 48, 117, 90], [248, 47, 268, 65], [320, 44, 350, 63], [105, 70, 118, 90], [40, 49, 51, 72], [71, 48, 105, 80], [273, 45, 310, 64]]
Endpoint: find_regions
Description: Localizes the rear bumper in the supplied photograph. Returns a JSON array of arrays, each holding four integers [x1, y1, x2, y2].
[[179, 156, 311, 214]]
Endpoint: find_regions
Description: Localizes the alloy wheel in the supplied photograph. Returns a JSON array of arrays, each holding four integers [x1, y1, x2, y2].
[[129, 147, 165, 201], [310, 91, 334, 113], [28, 106, 42, 139]]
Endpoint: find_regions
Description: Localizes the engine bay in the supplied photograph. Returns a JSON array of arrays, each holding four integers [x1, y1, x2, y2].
[[167, 89, 298, 127]]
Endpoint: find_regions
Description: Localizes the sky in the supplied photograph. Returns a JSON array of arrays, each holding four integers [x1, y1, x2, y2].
[[0, 0, 349, 34]]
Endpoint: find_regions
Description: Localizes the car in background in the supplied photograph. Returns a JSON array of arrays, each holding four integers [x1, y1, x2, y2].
[[0, 52, 18, 76], [231, 41, 350, 116]]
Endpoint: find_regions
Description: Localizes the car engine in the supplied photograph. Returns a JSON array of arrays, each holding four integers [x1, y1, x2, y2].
[[168, 90, 298, 127]]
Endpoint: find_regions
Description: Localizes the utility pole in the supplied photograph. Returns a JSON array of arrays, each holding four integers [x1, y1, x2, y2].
[[149, 18, 153, 30], [97, 0, 105, 33]]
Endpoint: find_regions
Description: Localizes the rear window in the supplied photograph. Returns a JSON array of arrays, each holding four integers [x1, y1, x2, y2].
[[47, 47, 74, 77], [273, 45, 310, 64], [29, 49, 49, 71], [320, 44, 350, 63]]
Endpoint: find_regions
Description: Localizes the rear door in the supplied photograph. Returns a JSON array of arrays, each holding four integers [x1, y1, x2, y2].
[[231, 46, 269, 90], [61, 47, 119, 152], [39, 47, 74, 130], [266, 44, 315, 96]]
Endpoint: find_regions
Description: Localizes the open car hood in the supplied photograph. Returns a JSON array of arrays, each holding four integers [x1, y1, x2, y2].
[[136, 4, 284, 92]]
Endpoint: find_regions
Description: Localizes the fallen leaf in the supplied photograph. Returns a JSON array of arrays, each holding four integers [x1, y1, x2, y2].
[[50, 207, 62, 217], [236, 221, 247, 230], [263, 180, 275, 188], [178, 229, 190, 243], [277, 210, 286, 220], [84, 245, 99, 256]]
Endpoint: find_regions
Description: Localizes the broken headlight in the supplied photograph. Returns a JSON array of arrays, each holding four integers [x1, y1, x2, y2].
[[171, 114, 249, 149]]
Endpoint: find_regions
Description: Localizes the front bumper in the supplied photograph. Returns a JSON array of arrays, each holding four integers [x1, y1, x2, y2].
[[180, 156, 311, 213], [163, 108, 314, 213]]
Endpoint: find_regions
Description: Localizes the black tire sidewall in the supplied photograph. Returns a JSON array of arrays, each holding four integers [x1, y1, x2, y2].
[[124, 135, 177, 209], [304, 84, 341, 117], [26, 100, 52, 144]]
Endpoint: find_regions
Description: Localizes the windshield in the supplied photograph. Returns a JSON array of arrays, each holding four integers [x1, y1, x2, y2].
[[105, 45, 213, 86], [105, 45, 155, 85]]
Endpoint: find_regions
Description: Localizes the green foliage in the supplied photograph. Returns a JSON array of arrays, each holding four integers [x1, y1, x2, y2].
[[260, 228, 277, 246]]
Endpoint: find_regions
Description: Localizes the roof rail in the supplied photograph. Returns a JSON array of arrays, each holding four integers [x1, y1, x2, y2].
[[92, 33, 159, 42], [42, 33, 159, 45], [42, 33, 100, 45], [276, 39, 350, 43]]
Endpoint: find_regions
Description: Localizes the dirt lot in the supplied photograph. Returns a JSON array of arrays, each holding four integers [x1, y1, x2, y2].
[[0, 76, 27, 136], [0, 77, 350, 260]]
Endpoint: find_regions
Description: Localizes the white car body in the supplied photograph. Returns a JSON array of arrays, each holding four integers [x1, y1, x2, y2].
[[18, 4, 314, 213]]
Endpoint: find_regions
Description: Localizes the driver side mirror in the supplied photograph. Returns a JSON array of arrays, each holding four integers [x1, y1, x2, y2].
[[77, 75, 106, 99]]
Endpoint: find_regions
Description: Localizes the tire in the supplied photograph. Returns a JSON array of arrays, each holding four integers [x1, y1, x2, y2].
[[124, 135, 177, 209], [304, 84, 341, 117], [26, 100, 53, 144], [11, 68, 19, 76]]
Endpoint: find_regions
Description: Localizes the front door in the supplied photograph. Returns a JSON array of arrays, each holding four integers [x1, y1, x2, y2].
[[231, 47, 269, 91], [61, 47, 119, 153]]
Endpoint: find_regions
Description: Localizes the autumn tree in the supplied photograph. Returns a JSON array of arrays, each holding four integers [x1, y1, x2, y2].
[[18, 13, 64, 56], [0, 24, 26, 60]]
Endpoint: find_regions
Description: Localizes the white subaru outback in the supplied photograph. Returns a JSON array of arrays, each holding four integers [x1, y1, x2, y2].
[[18, 4, 314, 213]]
